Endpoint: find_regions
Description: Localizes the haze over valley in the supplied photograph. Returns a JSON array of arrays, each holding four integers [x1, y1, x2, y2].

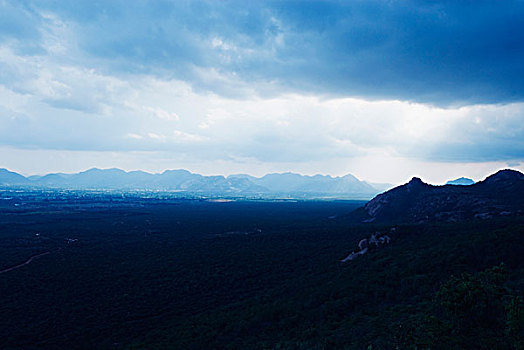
[[0, 167, 389, 199]]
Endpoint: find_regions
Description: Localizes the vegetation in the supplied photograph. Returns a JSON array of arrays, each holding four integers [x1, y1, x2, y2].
[[0, 190, 522, 349]]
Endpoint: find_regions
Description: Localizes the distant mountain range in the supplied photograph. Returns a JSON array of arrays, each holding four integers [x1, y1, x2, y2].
[[446, 177, 475, 185], [351, 169, 524, 223], [0, 168, 393, 199]]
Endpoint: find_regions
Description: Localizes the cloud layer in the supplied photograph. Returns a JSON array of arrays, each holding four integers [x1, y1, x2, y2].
[[0, 0, 524, 182], [2, 1, 524, 105]]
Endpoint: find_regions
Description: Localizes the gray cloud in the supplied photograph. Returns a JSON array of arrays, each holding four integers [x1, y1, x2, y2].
[[2, 1, 522, 105]]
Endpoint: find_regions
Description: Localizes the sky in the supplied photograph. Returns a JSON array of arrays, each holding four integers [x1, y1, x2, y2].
[[1, 0, 524, 185]]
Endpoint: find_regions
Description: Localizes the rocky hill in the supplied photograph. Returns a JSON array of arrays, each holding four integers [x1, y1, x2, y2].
[[352, 169, 524, 223]]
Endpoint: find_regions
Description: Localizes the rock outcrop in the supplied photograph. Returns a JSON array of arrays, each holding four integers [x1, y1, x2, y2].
[[341, 230, 392, 262]]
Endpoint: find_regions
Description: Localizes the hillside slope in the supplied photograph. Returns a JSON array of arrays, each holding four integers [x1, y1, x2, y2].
[[352, 169, 524, 224]]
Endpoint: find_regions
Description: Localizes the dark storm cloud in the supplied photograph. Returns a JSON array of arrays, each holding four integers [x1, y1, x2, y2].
[[2, 0, 523, 105]]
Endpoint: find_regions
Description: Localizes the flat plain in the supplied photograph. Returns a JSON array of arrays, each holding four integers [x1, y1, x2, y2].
[[0, 190, 522, 349]]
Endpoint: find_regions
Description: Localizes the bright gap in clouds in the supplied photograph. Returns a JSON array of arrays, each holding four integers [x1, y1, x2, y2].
[[1, 60, 523, 185]]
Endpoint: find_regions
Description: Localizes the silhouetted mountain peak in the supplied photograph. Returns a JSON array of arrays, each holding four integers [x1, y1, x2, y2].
[[406, 177, 427, 190]]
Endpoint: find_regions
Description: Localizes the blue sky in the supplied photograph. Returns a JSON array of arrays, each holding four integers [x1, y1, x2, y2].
[[1, 0, 523, 184]]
